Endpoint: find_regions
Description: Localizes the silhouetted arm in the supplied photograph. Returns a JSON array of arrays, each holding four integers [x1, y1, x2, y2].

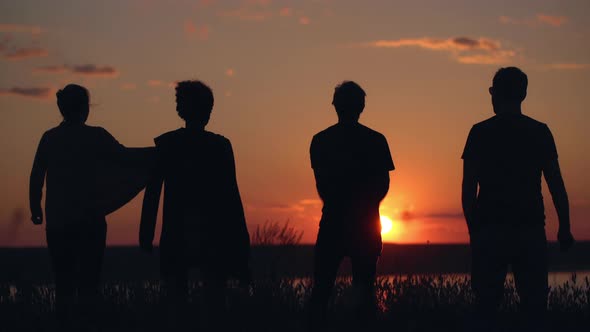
[[224, 140, 250, 275], [462, 159, 478, 235], [139, 156, 163, 252], [29, 133, 48, 225], [98, 127, 127, 162], [543, 159, 574, 250], [313, 169, 337, 202], [365, 171, 390, 203]]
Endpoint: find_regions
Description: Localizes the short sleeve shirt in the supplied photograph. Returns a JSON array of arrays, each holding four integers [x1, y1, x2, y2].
[[462, 113, 558, 225], [310, 123, 394, 230]]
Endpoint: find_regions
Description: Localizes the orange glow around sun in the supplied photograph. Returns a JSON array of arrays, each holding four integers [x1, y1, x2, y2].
[[380, 215, 393, 235]]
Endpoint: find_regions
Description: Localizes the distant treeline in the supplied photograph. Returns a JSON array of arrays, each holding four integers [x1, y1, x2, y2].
[[1, 242, 589, 282]]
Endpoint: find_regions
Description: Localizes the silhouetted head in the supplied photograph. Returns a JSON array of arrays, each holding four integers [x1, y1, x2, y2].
[[175, 80, 214, 128], [56, 84, 90, 124], [489, 67, 527, 114], [332, 81, 366, 123]]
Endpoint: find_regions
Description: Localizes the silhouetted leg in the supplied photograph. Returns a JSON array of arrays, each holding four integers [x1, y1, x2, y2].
[[512, 226, 548, 332], [308, 243, 343, 331], [47, 227, 77, 330], [77, 219, 107, 329], [201, 266, 228, 331], [470, 228, 508, 331], [350, 255, 378, 326], [163, 266, 189, 330]]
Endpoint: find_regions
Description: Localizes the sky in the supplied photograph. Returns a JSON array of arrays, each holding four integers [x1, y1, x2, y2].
[[0, 0, 589, 246]]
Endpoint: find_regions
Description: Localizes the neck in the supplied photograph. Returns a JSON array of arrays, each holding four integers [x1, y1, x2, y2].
[[496, 104, 522, 115], [185, 122, 205, 131], [337, 116, 359, 125]]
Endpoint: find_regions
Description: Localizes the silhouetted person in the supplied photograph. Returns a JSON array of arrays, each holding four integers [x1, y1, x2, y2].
[[462, 67, 574, 331], [308, 81, 394, 330], [29, 84, 151, 330], [139, 80, 250, 330]]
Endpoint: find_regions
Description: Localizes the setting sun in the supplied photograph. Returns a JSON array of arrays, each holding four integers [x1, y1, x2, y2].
[[380, 215, 393, 235]]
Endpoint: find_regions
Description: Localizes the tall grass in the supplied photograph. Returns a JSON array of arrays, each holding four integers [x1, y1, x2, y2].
[[1, 274, 589, 331]]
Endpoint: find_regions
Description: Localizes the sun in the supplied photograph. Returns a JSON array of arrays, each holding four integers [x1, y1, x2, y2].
[[380, 215, 393, 235]]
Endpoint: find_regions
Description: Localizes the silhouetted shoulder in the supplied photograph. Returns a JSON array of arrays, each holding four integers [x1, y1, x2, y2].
[[463, 113, 557, 161], [155, 128, 231, 150], [312, 123, 387, 143], [311, 123, 394, 171], [471, 114, 549, 132]]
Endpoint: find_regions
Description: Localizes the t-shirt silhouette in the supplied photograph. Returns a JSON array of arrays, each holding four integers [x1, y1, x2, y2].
[[310, 123, 394, 247], [462, 113, 558, 226]]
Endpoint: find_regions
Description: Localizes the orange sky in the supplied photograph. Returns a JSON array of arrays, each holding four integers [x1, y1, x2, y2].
[[1, 0, 589, 246]]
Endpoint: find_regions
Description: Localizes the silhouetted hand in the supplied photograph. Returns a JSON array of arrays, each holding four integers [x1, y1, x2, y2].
[[558, 229, 575, 252], [140, 240, 153, 254], [31, 209, 43, 225]]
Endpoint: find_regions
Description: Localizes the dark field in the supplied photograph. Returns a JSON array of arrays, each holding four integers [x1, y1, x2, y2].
[[2, 242, 590, 282], [1, 243, 590, 331]]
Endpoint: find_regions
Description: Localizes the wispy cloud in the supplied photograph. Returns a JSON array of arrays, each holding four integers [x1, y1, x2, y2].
[[70, 64, 118, 77], [363, 37, 515, 65], [536, 14, 568, 27], [34, 64, 119, 77], [0, 23, 42, 34], [3, 47, 48, 61], [299, 16, 311, 25], [217, 1, 310, 23], [218, 8, 273, 21], [0, 86, 53, 99], [147, 79, 163, 86], [184, 21, 210, 40], [246, 198, 322, 214], [34, 65, 68, 73], [499, 14, 568, 27], [279, 7, 292, 17], [120, 83, 137, 90], [398, 210, 464, 222]]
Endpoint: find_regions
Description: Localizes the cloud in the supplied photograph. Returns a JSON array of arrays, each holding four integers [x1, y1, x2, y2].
[[456, 50, 516, 65], [218, 8, 273, 21], [398, 210, 464, 222], [70, 64, 118, 77], [364, 36, 515, 65], [369, 37, 500, 51], [34, 64, 119, 77], [499, 14, 568, 27], [279, 7, 292, 17], [3, 47, 48, 61], [547, 63, 590, 70], [0, 23, 42, 34], [34, 65, 68, 73], [247, 198, 322, 213], [120, 83, 137, 90], [184, 21, 210, 40], [536, 14, 568, 27], [0, 86, 54, 99], [299, 16, 311, 25], [217, 0, 275, 21], [147, 79, 163, 86]]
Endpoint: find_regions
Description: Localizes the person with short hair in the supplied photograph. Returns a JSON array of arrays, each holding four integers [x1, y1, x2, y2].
[[139, 80, 250, 329], [308, 81, 395, 329], [462, 67, 574, 330], [29, 84, 150, 329]]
